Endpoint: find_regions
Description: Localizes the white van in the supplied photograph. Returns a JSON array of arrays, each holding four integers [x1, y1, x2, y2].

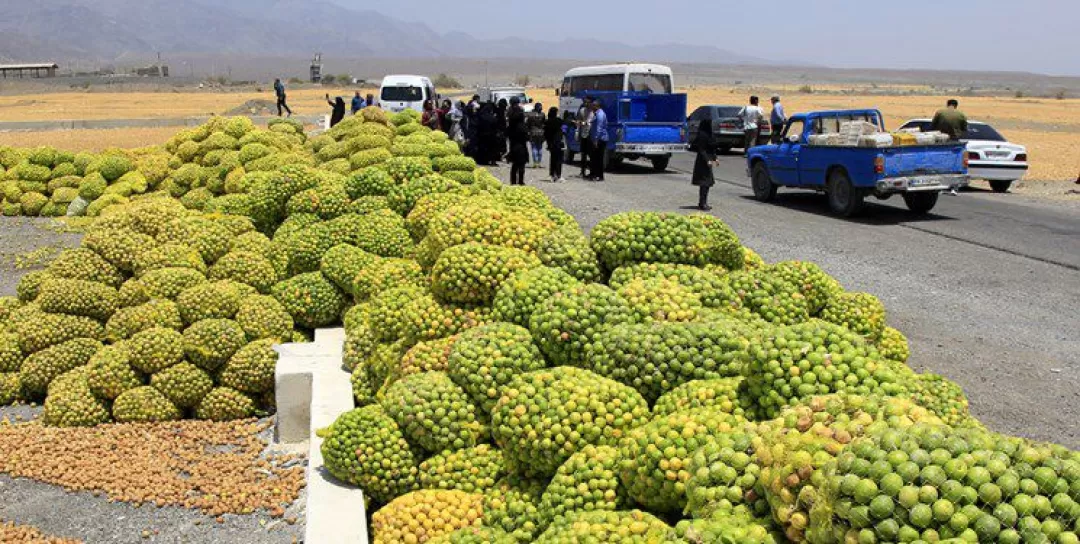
[[378, 75, 436, 113]]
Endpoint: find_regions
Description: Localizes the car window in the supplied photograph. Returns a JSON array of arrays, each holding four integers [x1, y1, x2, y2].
[[689, 108, 708, 121], [783, 120, 806, 142], [382, 86, 423, 101], [627, 73, 672, 93], [715, 107, 742, 118], [963, 123, 1006, 142], [569, 74, 624, 94]]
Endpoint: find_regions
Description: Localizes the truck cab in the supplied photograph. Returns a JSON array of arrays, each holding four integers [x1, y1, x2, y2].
[[747, 109, 969, 216], [558, 63, 687, 171]]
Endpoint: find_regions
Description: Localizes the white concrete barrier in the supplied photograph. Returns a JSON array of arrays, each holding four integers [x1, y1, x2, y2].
[[274, 328, 369, 544]]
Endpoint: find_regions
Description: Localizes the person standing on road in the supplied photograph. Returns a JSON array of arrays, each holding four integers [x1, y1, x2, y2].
[[544, 106, 566, 183], [507, 97, 529, 185], [769, 95, 786, 144], [351, 91, 364, 115], [477, 102, 499, 166], [326, 94, 346, 128], [588, 99, 609, 181], [931, 99, 969, 141], [274, 78, 292, 117], [526, 103, 547, 169], [691, 118, 718, 211], [576, 97, 594, 178], [738, 96, 765, 154], [422, 100, 440, 130], [496, 98, 509, 162]]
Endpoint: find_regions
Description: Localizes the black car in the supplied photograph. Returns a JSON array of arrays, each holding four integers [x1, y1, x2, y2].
[[687, 105, 772, 153]]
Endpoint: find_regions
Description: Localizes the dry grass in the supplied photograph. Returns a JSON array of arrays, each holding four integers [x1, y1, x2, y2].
[[0, 86, 1073, 181], [0, 127, 181, 152]]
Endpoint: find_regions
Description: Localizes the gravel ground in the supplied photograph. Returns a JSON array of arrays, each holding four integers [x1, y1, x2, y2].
[[0, 217, 83, 296], [0, 418, 305, 544], [492, 155, 1079, 449]]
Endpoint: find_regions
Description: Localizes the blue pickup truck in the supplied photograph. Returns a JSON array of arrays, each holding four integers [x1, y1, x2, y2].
[[565, 90, 688, 172], [746, 109, 968, 216]]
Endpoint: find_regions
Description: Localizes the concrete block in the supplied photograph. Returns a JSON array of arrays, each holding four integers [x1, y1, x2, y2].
[[273, 328, 368, 543]]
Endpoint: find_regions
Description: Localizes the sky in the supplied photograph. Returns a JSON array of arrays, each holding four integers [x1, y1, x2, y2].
[[332, 0, 1080, 76]]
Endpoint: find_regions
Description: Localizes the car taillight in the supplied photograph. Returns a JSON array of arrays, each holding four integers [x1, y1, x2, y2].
[[679, 126, 686, 142], [963, 153, 969, 168], [719, 122, 736, 129], [874, 156, 885, 175], [1015, 153, 1027, 162], [967, 151, 980, 161]]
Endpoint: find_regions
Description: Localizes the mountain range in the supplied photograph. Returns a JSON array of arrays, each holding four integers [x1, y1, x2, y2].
[[0, 0, 777, 68]]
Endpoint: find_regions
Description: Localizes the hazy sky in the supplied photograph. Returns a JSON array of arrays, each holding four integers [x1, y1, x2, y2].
[[332, 0, 1079, 76]]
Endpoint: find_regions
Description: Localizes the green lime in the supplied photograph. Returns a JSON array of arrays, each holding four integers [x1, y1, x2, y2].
[[898, 486, 921, 509], [1033, 495, 1054, 518], [875, 518, 900, 541], [1033, 467, 1057, 494], [1012, 493, 1034, 516], [993, 503, 1018, 526], [967, 466, 992, 488], [919, 485, 939, 504], [997, 528, 1021, 544], [922, 465, 947, 487], [909, 503, 933, 529], [973, 515, 1001, 541], [978, 482, 1003, 505], [997, 472, 1020, 497], [881, 473, 904, 496], [870, 495, 894, 519], [897, 461, 921, 483], [949, 512, 970, 531], [858, 528, 877, 544], [1042, 519, 1063, 539], [933, 499, 955, 522], [855, 479, 879, 505]]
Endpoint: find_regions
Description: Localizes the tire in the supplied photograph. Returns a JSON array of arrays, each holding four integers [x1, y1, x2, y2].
[[751, 162, 777, 202], [651, 156, 670, 172], [902, 192, 939, 214], [827, 169, 865, 217], [990, 180, 1013, 193]]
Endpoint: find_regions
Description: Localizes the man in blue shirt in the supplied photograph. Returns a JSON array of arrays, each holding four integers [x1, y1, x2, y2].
[[274, 78, 292, 117], [588, 99, 609, 181], [351, 91, 364, 115], [770, 96, 786, 143]]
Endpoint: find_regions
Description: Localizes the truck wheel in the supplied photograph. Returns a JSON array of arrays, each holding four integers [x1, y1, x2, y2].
[[827, 169, 865, 217], [651, 156, 670, 172], [989, 180, 1013, 193], [902, 192, 939, 214], [751, 163, 776, 202]]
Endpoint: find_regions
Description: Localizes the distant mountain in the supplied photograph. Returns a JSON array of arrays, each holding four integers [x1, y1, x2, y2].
[[0, 0, 778, 67]]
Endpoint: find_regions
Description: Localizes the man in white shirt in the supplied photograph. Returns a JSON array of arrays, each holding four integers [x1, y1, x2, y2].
[[739, 95, 765, 155]]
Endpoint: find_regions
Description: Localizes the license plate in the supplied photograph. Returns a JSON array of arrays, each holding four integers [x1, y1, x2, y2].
[[986, 151, 1010, 160], [910, 178, 937, 187]]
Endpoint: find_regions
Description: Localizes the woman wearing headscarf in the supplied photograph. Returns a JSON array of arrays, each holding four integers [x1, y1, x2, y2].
[[422, 100, 440, 130], [326, 94, 346, 128], [506, 97, 529, 185], [439, 99, 454, 133], [526, 103, 547, 169], [544, 107, 566, 183], [495, 98, 508, 162], [691, 118, 718, 211], [477, 102, 499, 166]]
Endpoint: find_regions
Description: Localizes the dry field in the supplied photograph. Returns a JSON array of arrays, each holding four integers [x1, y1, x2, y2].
[[0, 86, 1075, 182]]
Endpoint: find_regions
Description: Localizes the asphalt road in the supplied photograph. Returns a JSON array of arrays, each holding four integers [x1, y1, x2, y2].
[[519, 152, 1080, 449]]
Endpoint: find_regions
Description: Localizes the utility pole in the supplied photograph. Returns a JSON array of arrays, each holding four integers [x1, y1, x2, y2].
[[484, 61, 489, 87]]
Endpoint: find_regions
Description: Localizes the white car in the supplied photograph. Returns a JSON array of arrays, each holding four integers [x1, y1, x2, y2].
[[901, 119, 1028, 192]]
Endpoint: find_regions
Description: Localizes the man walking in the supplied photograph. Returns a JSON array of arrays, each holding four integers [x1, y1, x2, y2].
[[576, 97, 593, 178], [769, 95, 786, 143], [739, 96, 764, 154], [274, 78, 292, 117], [588, 99, 609, 181], [931, 99, 968, 141]]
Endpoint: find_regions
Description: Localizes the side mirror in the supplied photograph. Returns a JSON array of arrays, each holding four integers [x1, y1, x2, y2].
[[555, 88, 561, 96], [787, 134, 800, 144]]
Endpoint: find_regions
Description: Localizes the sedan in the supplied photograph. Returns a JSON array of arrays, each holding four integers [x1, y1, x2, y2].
[[688, 105, 772, 153], [900, 119, 1028, 192]]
